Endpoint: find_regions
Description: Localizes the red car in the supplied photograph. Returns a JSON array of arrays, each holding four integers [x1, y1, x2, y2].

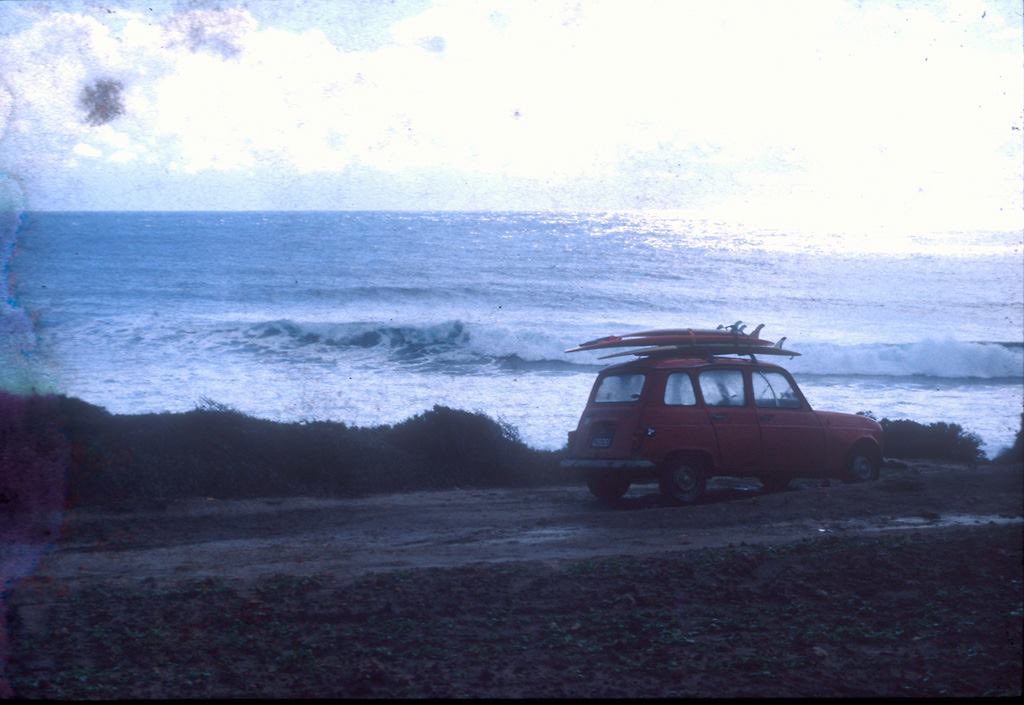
[[561, 355, 884, 504]]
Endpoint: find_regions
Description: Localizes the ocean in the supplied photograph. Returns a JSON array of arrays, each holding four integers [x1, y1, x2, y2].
[[4, 211, 1023, 457]]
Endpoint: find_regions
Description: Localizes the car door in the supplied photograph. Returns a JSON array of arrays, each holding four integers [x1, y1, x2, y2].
[[752, 368, 826, 473], [577, 370, 648, 458], [697, 368, 761, 472], [641, 370, 719, 460]]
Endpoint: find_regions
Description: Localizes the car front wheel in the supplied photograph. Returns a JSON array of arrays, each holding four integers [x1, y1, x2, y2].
[[844, 452, 880, 483], [659, 458, 707, 505], [587, 475, 630, 503]]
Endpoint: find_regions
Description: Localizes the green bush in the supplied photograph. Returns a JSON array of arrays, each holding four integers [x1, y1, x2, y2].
[[0, 392, 68, 516], [878, 417, 984, 463], [41, 396, 568, 506], [12, 393, 1008, 508]]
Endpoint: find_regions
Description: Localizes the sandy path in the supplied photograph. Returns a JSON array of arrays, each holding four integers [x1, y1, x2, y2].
[[18, 461, 1022, 587]]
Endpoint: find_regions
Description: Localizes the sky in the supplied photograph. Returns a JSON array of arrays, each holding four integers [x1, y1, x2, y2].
[[0, 0, 1021, 228]]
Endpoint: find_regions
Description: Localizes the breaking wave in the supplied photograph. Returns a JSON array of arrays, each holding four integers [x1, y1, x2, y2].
[[234, 320, 1022, 379], [245, 319, 472, 356], [238, 319, 595, 371], [787, 340, 1023, 380]]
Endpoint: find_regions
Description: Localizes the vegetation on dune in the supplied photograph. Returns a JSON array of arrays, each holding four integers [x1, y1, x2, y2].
[[1, 393, 1016, 508], [0, 392, 67, 518], [878, 418, 985, 463], [858, 411, 987, 463], [31, 395, 571, 507]]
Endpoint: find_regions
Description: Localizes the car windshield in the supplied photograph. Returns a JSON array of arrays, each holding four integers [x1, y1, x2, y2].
[[594, 373, 645, 403]]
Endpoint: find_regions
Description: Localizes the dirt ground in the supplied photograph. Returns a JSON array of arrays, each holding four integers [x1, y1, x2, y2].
[[3, 460, 1022, 697]]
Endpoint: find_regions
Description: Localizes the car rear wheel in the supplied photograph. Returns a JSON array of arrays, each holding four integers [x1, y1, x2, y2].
[[844, 452, 880, 483], [587, 475, 630, 503], [659, 458, 707, 505]]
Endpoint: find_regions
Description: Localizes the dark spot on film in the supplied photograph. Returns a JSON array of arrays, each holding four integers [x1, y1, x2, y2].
[[79, 79, 125, 126]]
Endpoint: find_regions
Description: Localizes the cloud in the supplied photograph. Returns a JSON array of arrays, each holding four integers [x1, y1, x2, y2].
[[419, 35, 446, 53], [0, 0, 1019, 224], [0, 11, 163, 166], [108, 149, 136, 163], [72, 142, 101, 158], [163, 7, 257, 58]]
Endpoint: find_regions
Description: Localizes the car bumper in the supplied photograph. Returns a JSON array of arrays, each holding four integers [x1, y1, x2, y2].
[[560, 459, 656, 470]]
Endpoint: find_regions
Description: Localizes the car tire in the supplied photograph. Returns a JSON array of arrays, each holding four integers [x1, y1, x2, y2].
[[759, 474, 790, 493], [843, 451, 880, 483], [587, 475, 630, 503], [659, 457, 707, 505]]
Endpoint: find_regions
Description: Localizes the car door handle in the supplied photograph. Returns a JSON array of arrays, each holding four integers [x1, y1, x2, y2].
[[710, 413, 727, 421]]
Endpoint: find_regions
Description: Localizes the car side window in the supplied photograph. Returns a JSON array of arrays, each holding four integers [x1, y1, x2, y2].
[[663, 373, 697, 406], [594, 373, 646, 403], [753, 371, 802, 409], [699, 370, 746, 407]]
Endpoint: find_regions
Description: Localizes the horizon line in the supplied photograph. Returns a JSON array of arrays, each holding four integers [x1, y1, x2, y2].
[[11, 209, 1024, 231]]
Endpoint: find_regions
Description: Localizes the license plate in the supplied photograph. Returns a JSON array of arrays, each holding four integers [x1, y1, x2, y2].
[[591, 437, 612, 448]]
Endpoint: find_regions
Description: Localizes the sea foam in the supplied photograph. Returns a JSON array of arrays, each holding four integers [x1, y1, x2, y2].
[[235, 319, 1023, 380]]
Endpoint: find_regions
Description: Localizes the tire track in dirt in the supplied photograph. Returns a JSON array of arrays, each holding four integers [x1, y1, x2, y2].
[[15, 462, 1022, 587]]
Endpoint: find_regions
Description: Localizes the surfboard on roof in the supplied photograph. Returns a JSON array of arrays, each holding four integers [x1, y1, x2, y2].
[[565, 322, 800, 359]]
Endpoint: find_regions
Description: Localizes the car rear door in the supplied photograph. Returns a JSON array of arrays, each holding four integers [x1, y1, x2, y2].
[[696, 368, 762, 472], [640, 370, 718, 461], [575, 370, 647, 458]]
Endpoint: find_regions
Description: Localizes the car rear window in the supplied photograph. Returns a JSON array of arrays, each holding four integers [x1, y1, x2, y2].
[[594, 373, 645, 403], [699, 369, 746, 407], [664, 372, 697, 406]]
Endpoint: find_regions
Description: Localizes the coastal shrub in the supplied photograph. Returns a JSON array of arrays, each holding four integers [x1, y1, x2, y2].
[[0, 391, 68, 520], [384, 406, 537, 488], [993, 413, 1023, 464], [879, 417, 984, 463], [43, 396, 566, 506], [28, 392, 1002, 507]]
